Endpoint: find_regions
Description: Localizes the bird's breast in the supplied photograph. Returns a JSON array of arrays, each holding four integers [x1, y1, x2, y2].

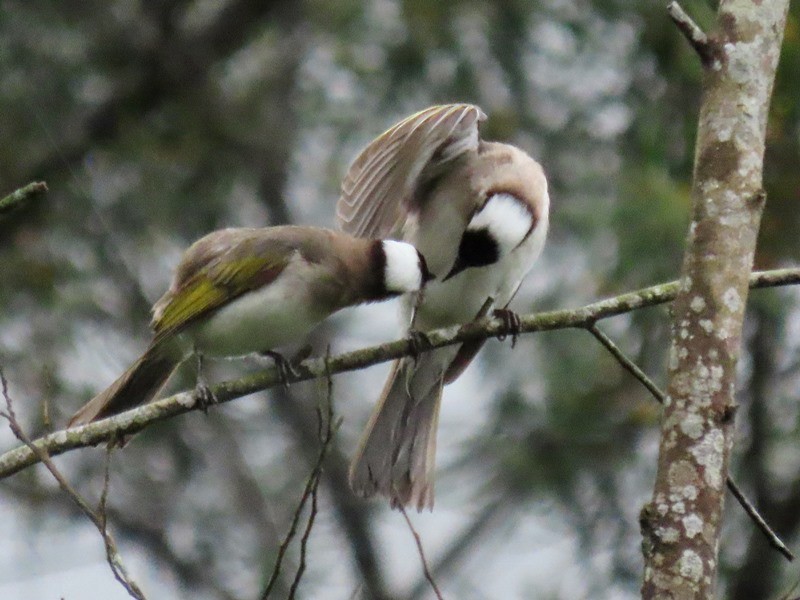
[[410, 214, 548, 330]]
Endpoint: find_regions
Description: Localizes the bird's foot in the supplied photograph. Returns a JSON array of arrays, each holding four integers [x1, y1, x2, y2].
[[193, 351, 217, 414], [194, 382, 218, 414], [261, 350, 299, 389], [493, 308, 522, 348], [107, 430, 130, 449], [291, 344, 314, 364], [407, 330, 433, 364]]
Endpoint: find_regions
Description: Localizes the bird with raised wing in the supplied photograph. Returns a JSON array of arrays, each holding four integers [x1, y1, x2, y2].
[[341, 104, 550, 510], [68, 226, 433, 427]]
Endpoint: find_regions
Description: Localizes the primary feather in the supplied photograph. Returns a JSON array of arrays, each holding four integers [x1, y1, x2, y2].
[[337, 104, 485, 239]]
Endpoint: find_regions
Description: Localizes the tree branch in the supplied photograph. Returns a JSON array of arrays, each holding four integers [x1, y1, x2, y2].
[[0, 268, 798, 481], [666, 2, 713, 65], [267, 374, 391, 597], [261, 355, 337, 600], [0, 181, 47, 217], [399, 505, 444, 600], [586, 323, 793, 561], [642, 2, 790, 596], [0, 368, 146, 600]]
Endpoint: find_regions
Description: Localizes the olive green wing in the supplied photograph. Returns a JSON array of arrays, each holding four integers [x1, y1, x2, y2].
[[336, 104, 485, 239], [151, 239, 292, 340]]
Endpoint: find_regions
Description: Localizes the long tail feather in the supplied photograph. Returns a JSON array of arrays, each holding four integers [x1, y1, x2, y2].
[[68, 339, 183, 427], [349, 347, 456, 511]]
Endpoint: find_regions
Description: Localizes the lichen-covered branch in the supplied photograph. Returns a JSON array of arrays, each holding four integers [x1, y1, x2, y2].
[[640, 2, 790, 598], [666, 2, 713, 64], [0, 181, 48, 217], [0, 268, 797, 481]]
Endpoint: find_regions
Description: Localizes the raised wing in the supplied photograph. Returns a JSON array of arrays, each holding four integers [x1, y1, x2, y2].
[[151, 234, 291, 339], [337, 104, 485, 239]]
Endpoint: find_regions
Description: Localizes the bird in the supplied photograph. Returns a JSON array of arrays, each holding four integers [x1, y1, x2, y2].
[[341, 103, 550, 510], [68, 225, 433, 427]]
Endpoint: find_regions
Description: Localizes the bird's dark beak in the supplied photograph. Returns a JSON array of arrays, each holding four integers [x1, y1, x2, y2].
[[417, 252, 436, 284], [443, 257, 467, 282]]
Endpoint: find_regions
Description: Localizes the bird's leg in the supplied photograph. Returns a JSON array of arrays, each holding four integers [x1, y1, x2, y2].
[[291, 344, 314, 364], [407, 289, 433, 364], [194, 351, 217, 412], [261, 350, 299, 389], [408, 330, 433, 360], [492, 308, 522, 348], [409, 289, 424, 330], [107, 430, 130, 449]]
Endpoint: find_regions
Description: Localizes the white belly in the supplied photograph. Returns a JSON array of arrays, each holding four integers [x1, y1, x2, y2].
[[181, 272, 330, 358], [408, 211, 548, 329]]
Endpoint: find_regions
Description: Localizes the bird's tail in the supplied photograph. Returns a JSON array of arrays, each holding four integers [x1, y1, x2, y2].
[[68, 339, 183, 427], [349, 347, 457, 511]]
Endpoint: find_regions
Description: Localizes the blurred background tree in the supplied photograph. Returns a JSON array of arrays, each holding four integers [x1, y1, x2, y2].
[[0, 1, 798, 598]]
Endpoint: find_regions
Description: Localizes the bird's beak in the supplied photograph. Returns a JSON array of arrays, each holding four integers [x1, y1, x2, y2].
[[443, 258, 467, 282]]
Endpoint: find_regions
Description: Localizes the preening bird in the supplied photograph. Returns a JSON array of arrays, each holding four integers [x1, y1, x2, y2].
[[341, 104, 550, 510], [68, 226, 433, 427]]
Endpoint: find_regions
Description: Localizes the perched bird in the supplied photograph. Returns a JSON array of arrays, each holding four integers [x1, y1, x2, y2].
[[341, 104, 550, 510], [68, 226, 433, 427]]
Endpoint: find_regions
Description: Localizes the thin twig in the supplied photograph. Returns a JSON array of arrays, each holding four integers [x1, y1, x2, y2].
[[407, 499, 507, 600], [99, 443, 115, 532], [261, 468, 313, 598], [42, 396, 52, 432], [1, 267, 799, 481], [666, 1, 713, 64], [288, 476, 319, 600], [0, 367, 147, 599], [778, 573, 800, 600], [399, 505, 445, 600], [0, 181, 48, 216], [288, 352, 335, 599], [586, 322, 667, 404], [262, 350, 338, 600], [586, 323, 794, 562], [726, 475, 794, 561]]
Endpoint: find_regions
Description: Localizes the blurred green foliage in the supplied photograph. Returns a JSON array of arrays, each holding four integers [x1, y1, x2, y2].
[[0, 1, 798, 598]]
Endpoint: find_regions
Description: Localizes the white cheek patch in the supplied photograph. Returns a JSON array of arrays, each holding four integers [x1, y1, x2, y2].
[[382, 240, 423, 293], [468, 193, 533, 257]]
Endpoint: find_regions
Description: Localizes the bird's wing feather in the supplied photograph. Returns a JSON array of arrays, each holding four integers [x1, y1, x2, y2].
[[337, 104, 485, 239], [151, 239, 291, 339]]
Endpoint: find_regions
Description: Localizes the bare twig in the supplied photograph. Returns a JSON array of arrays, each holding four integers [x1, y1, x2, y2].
[[262, 350, 338, 600], [288, 354, 336, 599], [407, 499, 509, 600], [1, 267, 799, 481], [586, 323, 794, 562], [586, 322, 667, 404], [99, 443, 115, 531], [260, 458, 313, 598], [666, 1, 713, 64], [0, 367, 146, 600], [0, 181, 48, 216], [399, 505, 445, 600], [727, 475, 794, 561], [288, 476, 319, 600]]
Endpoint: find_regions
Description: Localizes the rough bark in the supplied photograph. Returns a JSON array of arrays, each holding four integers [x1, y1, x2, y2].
[[640, 2, 789, 598]]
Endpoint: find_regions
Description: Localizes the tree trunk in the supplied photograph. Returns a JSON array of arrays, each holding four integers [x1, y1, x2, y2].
[[640, 2, 789, 598]]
